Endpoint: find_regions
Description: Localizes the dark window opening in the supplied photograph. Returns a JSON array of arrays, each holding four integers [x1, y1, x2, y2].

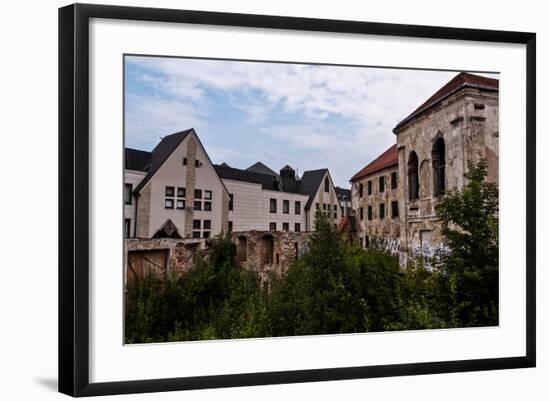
[[379, 203, 385, 219], [192, 231, 201, 238], [432, 137, 446, 196], [359, 183, 364, 198], [228, 221, 233, 232], [194, 189, 202, 199], [203, 231, 210, 239], [365, 236, 370, 248], [408, 151, 419, 201], [165, 186, 175, 197], [367, 180, 372, 195], [177, 187, 186, 197], [391, 201, 398, 218], [294, 223, 301, 232], [183, 157, 187, 165], [295, 201, 301, 214], [379, 176, 385, 192], [193, 219, 201, 229], [204, 201, 212, 211], [269, 222, 276, 231], [203, 220, 211, 230], [360, 207, 364, 221], [124, 218, 131, 238], [324, 176, 330, 192], [474, 103, 485, 110], [193, 200, 202, 210], [283, 222, 289, 231], [229, 194, 234, 211], [368, 205, 373, 221], [283, 200, 289, 214], [124, 183, 133, 205], [270, 198, 277, 213], [391, 172, 397, 189]]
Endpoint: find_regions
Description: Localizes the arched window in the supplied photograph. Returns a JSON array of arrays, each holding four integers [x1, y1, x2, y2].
[[432, 138, 446, 196], [324, 176, 329, 192], [408, 151, 419, 201]]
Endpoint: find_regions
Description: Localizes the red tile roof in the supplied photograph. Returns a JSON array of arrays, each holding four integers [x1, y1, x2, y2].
[[350, 144, 398, 182], [394, 72, 499, 131]]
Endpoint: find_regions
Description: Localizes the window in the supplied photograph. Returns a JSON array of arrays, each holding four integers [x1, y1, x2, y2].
[[359, 207, 364, 220], [432, 137, 446, 196], [203, 231, 210, 239], [193, 219, 201, 229], [408, 151, 419, 201], [379, 203, 385, 219], [165, 199, 174, 209], [124, 183, 133, 205], [124, 218, 131, 238], [323, 204, 326, 210], [195, 159, 201, 168], [316, 203, 319, 210], [204, 201, 212, 211], [295, 201, 301, 214], [368, 205, 373, 220], [474, 103, 485, 110], [359, 183, 364, 198], [391, 201, 399, 218], [283, 222, 289, 231], [229, 194, 234, 211], [365, 235, 370, 248], [165, 186, 175, 197], [367, 180, 372, 195], [228, 221, 233, 232], [270, 198, 277, 213], [183, 157, 187, 165], [334, 213, 337, 219], [204, 190, 212, 200], [194, 189, 202, 199], [177, 187, 186, 197], [176, 199, 185, 209], [391, 172, 398, 189], [379, 176, 385, 192], [203, 220, 211, 230], [334, 205, 337, 211], [269, 222, 276, 231], [324, 176, 329, 192], [193, 200, 202, 210], [192, 231, 201, 238], [294, 223, 301, 232], [283, 200, 289, 214]]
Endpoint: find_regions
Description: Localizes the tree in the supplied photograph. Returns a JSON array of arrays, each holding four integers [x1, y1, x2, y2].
[[435, 159, 499, 326]]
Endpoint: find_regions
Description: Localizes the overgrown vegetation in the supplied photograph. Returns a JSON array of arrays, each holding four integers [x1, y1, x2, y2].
[[125, 160, 498, 344]]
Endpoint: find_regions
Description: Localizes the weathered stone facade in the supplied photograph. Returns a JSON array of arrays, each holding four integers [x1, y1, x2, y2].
[[394, 74, 499, 263]]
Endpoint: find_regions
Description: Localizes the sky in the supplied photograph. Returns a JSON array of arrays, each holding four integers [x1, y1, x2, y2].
[[124, 56, 498, 188]]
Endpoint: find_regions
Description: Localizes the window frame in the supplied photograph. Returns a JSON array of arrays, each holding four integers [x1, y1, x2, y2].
[[124, 183, 133, 205]]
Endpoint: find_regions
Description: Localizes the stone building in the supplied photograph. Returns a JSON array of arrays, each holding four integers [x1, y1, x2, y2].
[[394, 72, 499, 261], [350, 144, 400, 251], [349, 72, 498, 263]]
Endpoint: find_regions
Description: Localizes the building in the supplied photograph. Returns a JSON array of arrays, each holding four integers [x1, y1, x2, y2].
[[350, 144, 400, 250], [335, 187, 352, 217], [124, 128, 230, 240], [349, 72, 499, 262], [394, 72, 499, 261], [215, 163, 344, 232]]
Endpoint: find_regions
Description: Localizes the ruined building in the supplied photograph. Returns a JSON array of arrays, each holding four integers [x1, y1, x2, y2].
[[351, 72, 499, 262]]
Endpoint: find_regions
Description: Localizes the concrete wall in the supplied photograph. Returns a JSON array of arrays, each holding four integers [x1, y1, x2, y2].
[[124, 169, 147, 237], [223, 179, 310, 232], [395, 87, 499, 261]]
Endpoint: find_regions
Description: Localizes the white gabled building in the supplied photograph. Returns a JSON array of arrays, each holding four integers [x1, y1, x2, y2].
[[124, 128, 230, 239]]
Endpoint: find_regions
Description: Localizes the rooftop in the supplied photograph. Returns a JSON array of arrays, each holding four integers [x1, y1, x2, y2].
[[350, 144, 398, 182]]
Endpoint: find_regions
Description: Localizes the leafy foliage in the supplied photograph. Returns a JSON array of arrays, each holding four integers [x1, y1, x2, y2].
[[125, 163, 498, 343]]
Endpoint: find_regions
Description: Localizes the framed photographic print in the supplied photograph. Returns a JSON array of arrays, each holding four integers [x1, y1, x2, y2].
[[58, 3, 536, 397]]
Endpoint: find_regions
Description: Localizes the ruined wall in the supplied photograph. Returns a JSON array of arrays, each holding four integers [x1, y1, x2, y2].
[[395, 87, 499, 263], [231, 230, 311, 281]]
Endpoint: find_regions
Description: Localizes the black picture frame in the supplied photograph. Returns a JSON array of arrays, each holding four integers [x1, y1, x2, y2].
[[59, 3, 536, 397]]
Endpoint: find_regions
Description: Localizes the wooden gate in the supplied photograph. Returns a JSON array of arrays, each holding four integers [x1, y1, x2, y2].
[[126, 249, 169, 281]]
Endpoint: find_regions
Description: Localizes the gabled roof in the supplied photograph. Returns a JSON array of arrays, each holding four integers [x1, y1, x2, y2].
[[394, 72, 499, 132], [300, 169, 329, 209], [246, 161, 278, 177], [125, 148, 151, 172], [215, 164, 281, 191], [350, 144, 398, 182], [133, 129, 193, 194]]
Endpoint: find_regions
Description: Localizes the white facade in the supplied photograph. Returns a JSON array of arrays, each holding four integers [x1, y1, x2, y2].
[[223, 179, 309, 232], [306, 171, 343, 230], [124, 169, 147, 237]]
